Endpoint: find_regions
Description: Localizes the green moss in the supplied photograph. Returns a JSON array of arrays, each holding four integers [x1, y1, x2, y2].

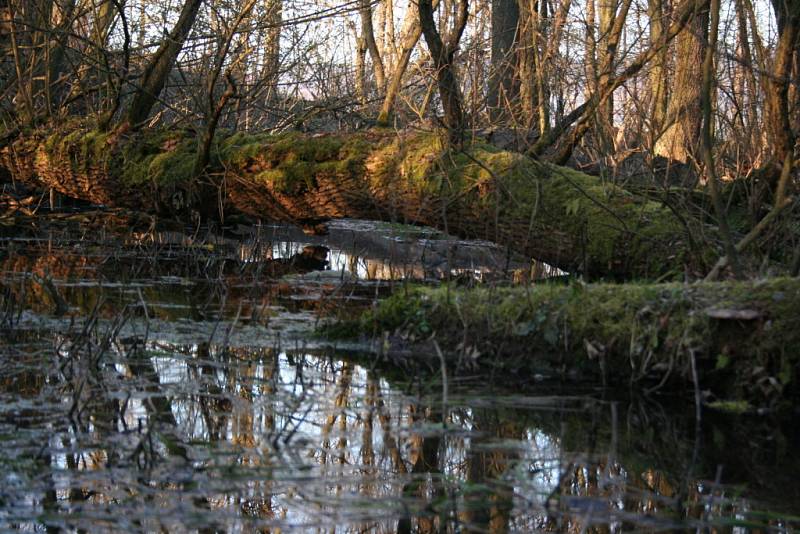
[[525, 164, 687, 274], [219, 131, 274, 165], [707, 400, 753, 414], [365, 131, 692, 278], [42, 126, 116, 174], [146, 140, 196, 186], [330, 278, 800, 405], [116, 131, 198, 187], [40, 122, 194, 188], [80, 130, 113, 160], [368, 131, 446, 192], [218, 131, 372, 194]]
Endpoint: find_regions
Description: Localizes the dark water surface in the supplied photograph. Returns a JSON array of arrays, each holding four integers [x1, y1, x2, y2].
[[1, 213, 798, 532]]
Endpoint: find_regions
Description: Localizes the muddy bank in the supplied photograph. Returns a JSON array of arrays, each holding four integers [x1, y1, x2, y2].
[[327, 278, 800, 409]]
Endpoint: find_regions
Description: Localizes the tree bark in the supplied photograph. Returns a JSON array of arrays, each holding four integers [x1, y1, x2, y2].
[[545, 0, 706, 164], [2, 125, 707, 280], [654, 0, 709, 163], [377, 0, 437, 125], [124, 0, 204, 127], [647, 0, 668, 135], [597, 0, 616, 132], [419, 0, 469, 144], [700, 0, 742, 278], [360, 0, 387, 92], [487, 0, 519, 122], [260, 0, 282, 105], [763, 0, 799, 170], [517, 0, 540, 130]]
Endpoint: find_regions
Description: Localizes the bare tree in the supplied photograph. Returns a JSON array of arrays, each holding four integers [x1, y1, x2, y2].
[[419, 0, 469, 143]]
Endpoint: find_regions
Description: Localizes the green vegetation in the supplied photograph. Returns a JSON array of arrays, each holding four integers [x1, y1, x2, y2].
[[43, 124, 114, 173], [367, 131, 698, 278], [120, 135, 197, 187], [219, 130, 372, 194], [328, 277, 800, 406]]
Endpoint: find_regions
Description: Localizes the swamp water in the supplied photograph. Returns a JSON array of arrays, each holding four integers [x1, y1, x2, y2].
[[0, 212, 798, 532]]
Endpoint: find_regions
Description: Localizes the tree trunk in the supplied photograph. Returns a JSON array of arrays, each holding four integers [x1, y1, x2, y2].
[[2, 125, 708, 280], [354, 31, 368, 105], [487, 0, 519, 122], [377, 0, 437, 125], [419, 0, 469, 144], [597, 0, 616, 132], [125, 0, 204, 127], [517, 0, 539, 130], [360, 0, 387, 92], [532, 0, 550, 135], [701, 0, 742, 277], [261, 0, 282, 104], [763, 0, 799, 170], [647, 0, 668, 135], [654, 0, 708, 163], [546, 0, 706, 164]]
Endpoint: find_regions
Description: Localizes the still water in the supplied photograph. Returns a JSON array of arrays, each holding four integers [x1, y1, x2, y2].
[[1, 212, 797, 532]]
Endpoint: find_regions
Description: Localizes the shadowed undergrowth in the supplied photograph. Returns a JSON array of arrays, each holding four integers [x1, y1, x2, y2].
[[325, 278, 800, 409]]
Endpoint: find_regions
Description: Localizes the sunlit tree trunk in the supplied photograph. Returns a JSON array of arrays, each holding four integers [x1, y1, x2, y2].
[[261, 0, 282, 103], [598, 0, 616, 132], [360, 0, 387, 92], [585, 0, 598, 101], [377, 0, 438, 125], [647, 0, 668, 137], [654, 0, 709, 163], [354, 27, 368, 105], [5, 126, 707, 279], [533, 0, 549, 135], [517, 0, 539, 130], [382, 0, 398, 70], [763, 0, 799, 170]]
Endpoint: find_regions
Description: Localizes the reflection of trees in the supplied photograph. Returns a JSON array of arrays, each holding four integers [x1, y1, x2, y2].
[[359, 373, 378, 498], [1, 239, 338, 321], [374, 374, 408, 477], [229, 346, 280, 521], [126, 342, 190, 460], [460, 409, 524, 534], [320, 361, 353, 468], [398, 401, 442, 534], [4, 330, 798, 532], [190, 341, 231, 442]]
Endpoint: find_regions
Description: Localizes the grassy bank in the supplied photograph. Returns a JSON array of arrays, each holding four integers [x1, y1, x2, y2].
[[326, 278, 800, 409]]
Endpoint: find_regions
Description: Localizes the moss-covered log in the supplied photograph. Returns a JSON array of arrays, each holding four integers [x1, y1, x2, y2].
[[335, 278, 800, 407], [1, 122, 710, 279]]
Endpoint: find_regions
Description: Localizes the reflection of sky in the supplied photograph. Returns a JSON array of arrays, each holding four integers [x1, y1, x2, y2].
[[2, 223, 791, 531], [0, 335, 788, 532], [265, 238, 562, 281], [137, 343, 568, 529]]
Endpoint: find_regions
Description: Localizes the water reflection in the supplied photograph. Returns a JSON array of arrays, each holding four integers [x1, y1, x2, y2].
[[1, 217, 551, 325], [1, 332, 797, 532], [0, 215, 796, 532]]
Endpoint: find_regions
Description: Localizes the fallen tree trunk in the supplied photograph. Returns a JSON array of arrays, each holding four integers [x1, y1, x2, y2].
[[332, 278, 800, 408], [1, 122, 710, 279]]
